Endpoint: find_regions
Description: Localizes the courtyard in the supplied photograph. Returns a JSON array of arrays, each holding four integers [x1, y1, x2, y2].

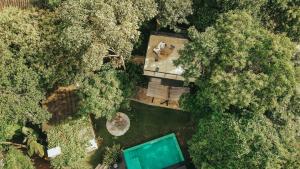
[[89, 101, 196, 168]]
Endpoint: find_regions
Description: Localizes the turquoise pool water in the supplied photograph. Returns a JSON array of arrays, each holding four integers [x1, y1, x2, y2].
[[123, 133, 184, 169]]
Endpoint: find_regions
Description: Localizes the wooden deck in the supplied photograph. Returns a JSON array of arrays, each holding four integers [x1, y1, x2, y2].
[[132, 87, 181, 110], [146, 78, 189, 102]]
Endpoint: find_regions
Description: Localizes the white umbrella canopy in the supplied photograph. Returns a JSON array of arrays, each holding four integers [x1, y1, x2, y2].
[[106, 112, 130, 136]]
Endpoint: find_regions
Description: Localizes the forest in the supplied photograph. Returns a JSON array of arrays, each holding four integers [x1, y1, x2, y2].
[[0, 0, 299, 169]]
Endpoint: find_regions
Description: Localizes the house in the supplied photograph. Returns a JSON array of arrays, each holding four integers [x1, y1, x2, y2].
[[142, 33, 194, 106]]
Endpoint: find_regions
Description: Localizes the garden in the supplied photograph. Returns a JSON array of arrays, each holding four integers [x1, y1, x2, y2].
[[89, 101, 196, 168], [1, 0, 299, 169]]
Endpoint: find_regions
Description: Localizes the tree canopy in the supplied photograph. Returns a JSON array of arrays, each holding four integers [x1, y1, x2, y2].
[[191, 0, 300, 41], [2, 147, 35, 169], [44, 0, 157, 86], [189, 112, 299, 169], [0, 1, 299, 169], [179, 9, 299, 169], [156, 0, 193, 31], [262, 0, 300, 42], [0, 8, 51, 141], [76, 68, 131, 119], [176, 11, 296, 115]]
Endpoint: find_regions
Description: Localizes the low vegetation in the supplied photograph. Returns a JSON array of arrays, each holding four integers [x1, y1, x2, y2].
[[46, 117, 94, 169]]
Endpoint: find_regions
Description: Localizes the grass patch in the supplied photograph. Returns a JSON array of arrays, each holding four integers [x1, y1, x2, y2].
[[89, 101, 196, 168]]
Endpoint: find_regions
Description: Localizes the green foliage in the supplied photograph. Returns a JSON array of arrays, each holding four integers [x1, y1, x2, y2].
[[21, 127, 44, 158], [102, 144, 121, 166], [47, 0, 157, 86], [189, 112, 299, 169], [3, 147, 35, 169], [157, 0, 193, 31], [0, 8, 51, 127], [77, 69, 126, 119], [0, 7, 41, 61], [0, 56, 51, 124], [126, 61, 148, 87], [134, 0, 158, 23], [47, 117, 93, 169], [261, 0, 300, 41], [191, 0, 299, 41], [176, 11, 296, 115], [191, 0, 267, 30], [46, 0, 63, 8], [0, 123, 20, 144]]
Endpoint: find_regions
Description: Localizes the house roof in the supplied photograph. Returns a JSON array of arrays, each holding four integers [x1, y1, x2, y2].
[[143, 34, 195, 82]]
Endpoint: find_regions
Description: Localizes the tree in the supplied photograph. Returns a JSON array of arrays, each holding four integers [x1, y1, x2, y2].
[[47, 0, 157, 86], [176, 11, 296, 115], [191, 0, 300, 41], [2, 147, 35, 169], [0, 55, 51, 125], [189, 112, 299, 169], [156, 0, 193, 31], [261, 0, 300, 41], [0, 7, 41, 62], [0, 8, 51, 127], [0, 8, 50, 164], [76, 68, 132, 120], [191, 0, 267, 30]]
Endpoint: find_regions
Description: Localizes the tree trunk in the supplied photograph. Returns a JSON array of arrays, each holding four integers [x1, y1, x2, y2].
[[0, 142, 26, 148]]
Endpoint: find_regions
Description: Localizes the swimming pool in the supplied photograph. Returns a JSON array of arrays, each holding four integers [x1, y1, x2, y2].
[[123, 133, 184, 169]]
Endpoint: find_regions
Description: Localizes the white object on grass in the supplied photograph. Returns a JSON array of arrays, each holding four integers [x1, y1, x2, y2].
[[47, 146, 62, 158]]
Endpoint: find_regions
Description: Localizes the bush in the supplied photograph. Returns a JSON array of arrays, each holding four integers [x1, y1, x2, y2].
[[3, 147, 34, 169], [102, 144, 121, 166]]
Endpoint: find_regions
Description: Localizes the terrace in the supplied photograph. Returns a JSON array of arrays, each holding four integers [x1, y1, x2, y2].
[[133, 33, 194, 109]]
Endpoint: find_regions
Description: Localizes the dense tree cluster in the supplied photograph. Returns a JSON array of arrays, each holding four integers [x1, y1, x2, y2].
[[192, 0, 300, 41], [176, 8, 299, 169], [189, 112, 299, 169], [0, 8, 50, 163], [177, 11, 296, 114], [0, 0, 299, 169]]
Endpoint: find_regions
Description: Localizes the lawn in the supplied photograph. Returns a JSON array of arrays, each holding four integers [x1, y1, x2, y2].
[[89, 101, 196, 168]]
